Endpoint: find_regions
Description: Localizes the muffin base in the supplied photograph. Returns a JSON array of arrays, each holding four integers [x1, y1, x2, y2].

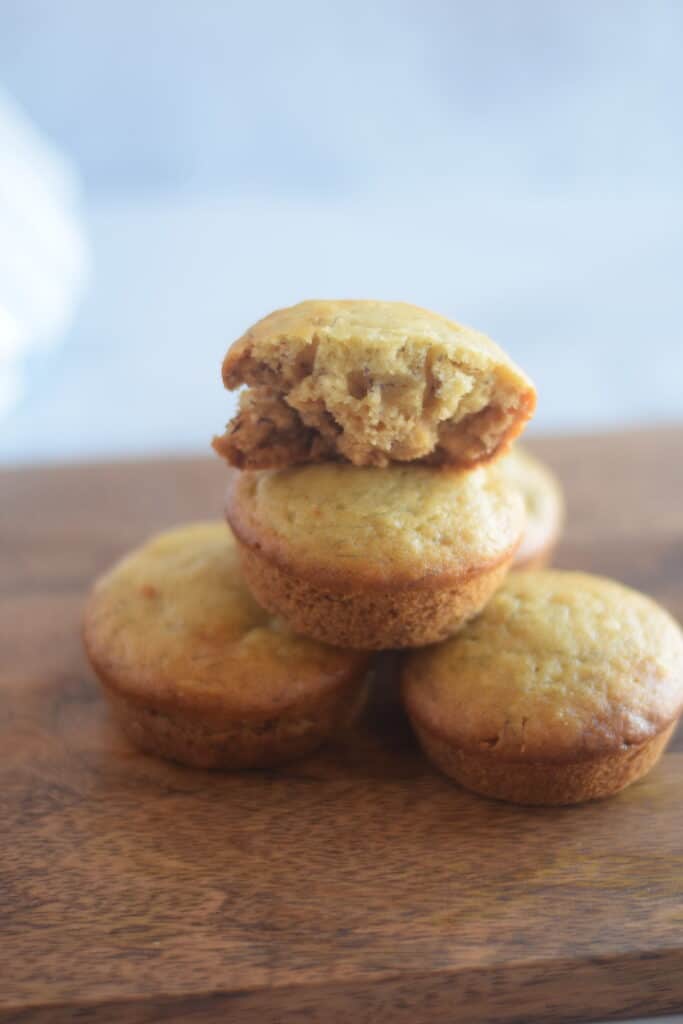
[[411, 719, 677, 806], [105, 675, 368, 771], [235, 539, 515, 650]]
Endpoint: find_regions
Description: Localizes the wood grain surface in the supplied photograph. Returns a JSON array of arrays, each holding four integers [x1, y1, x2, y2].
[[1, 427, 683, 1024]]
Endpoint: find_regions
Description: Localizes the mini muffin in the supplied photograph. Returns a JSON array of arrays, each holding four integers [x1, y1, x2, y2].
[[499, 446, 564, 569], [402, 571, 683, 805], [226, 462, 525, 650], [213, 299, 536, 470], [83, 523, 370, 769]]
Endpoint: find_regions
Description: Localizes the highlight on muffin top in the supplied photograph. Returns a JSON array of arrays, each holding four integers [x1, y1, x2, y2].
[[213, 299, 536, 471], [226, 462, 525, 587], [402, 569, 683, 765], [83, 521, 369, 710]]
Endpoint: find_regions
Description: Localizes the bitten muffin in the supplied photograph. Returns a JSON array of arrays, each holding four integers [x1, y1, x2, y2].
[[83, 523, 370, 769], [500, 446, 564, 569], [402, 571, 683, 805], [213, 299, 536, 470], [226, 462, 525, 650]]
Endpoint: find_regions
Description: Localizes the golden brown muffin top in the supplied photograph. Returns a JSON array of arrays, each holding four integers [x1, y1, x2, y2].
[[227, 462, 524, 589], [83, 522, 368, 719], [214, 299, 536, 470], [500, 446, 564, 565], [403, 570, 683, 763]]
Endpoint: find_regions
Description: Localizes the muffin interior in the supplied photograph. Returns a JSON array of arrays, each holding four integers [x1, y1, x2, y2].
[[214, 336, 533, 470]]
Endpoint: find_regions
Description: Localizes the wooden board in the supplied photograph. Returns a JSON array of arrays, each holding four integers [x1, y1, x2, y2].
[[2, 427, 683, 1024]]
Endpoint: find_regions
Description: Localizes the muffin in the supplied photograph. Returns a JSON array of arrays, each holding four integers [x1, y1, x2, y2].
[[83, 522, 370, 769], [402, 571, 683, 805], [213, 299, 536, 470], [500, 446, 564, 569], [226, 462, 525, 650]]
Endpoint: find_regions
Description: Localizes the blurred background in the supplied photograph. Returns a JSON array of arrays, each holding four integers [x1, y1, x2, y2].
[[1, 0, 682, 465]]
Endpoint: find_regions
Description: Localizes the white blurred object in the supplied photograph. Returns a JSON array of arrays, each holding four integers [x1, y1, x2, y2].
[[0, 89, 88, 417]]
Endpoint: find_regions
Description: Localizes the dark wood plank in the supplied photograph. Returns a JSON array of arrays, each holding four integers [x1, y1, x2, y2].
[[2, 427, 683, 1023]]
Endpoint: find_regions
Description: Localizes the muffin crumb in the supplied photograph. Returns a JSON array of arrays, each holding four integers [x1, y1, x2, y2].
[[214, 300, 536, 469]]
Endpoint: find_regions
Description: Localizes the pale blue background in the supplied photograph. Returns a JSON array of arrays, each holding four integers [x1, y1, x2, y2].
[[1, 0, 682, 463]]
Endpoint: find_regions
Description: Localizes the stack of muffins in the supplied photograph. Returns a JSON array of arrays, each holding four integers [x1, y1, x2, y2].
[[84, 300, 683, 805]]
